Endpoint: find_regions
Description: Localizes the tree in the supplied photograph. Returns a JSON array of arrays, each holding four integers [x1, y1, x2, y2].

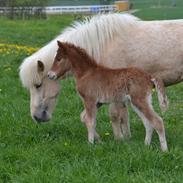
[[2, 0, 48, 7], [0, 0, 6, 6], [0, 0, 48, 19], [100, 0, 110, 5]]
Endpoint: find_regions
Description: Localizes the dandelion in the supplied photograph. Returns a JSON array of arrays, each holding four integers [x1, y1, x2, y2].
[[64, 142, 68, 146], [0, 43, 39, 56], [175, 166, 179, 169], [104, 132, 110, 136], [4, 67, 11, 72], [3, 64, 11, 68]]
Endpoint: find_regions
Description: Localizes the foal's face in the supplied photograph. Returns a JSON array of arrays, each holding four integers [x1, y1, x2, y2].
[[48, 45, 71, 80]]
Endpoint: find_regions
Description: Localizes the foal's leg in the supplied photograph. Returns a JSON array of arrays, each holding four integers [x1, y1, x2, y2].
[[109, 103, 131, 140], [80, 109, 101, 142], [131, 96, 168, 151], [131, 104, 154, 145], [82, 101, 97, 144], [130, 95, 154, 145], [109, 103, 123, 140]]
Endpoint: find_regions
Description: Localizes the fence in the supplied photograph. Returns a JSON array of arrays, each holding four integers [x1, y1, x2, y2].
[[45, 5, 116, 14], [0, 5, 117, 16], [0, 7, 46, 19]]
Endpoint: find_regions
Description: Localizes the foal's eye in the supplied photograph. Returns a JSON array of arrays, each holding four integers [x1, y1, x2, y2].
[[35, 83, 42, 89], [56, 57, 61, 62]]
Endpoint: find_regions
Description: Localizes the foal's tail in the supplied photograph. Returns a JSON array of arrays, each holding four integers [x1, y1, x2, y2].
[[151, 77, 169, 112]]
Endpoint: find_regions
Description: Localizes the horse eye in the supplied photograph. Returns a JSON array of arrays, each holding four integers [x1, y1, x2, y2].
[[56, 57, 61, 62], [35, 83, 42, 89]]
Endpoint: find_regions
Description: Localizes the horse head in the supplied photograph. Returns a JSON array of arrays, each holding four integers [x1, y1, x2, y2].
[[20, 60, 60, 123], [48, 41, 72, 80]]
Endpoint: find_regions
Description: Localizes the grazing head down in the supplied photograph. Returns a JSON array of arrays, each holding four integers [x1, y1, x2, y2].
[[19, 59, 60, 123], [20, 13, 137, 123]]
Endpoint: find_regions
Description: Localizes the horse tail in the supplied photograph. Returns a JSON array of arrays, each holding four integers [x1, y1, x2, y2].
[[151, 77, 169, 112]]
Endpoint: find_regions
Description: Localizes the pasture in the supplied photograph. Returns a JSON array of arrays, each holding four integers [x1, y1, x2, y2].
[[0, 5, 183, 183]]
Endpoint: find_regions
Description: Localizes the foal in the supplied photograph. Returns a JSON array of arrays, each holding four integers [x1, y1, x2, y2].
[[48, 41, 169, 151]]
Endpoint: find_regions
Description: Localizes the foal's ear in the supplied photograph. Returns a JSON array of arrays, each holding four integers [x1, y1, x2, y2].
[[57, 40, 67, 53], [37, 60, 44, 73], [57, 40, 63, 48]]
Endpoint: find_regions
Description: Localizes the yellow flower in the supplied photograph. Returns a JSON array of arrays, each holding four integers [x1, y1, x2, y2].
[[0, 43, 39, 55], [5, 67, 11, 72], [3, 64, 11, 68], [64, 142, 68, 146]]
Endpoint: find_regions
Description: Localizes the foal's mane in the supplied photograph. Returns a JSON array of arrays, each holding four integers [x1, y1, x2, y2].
[[64, 42, 98, 67]]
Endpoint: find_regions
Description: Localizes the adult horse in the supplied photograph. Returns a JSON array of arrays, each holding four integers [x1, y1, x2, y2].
[[19, 13, 183, 140]]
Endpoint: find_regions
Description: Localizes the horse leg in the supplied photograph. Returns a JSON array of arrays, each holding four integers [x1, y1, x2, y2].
[[109, 103, 123, 140], [109, 103, 131, 140], [120, 105, 131, 139], [82, 101, 98, 144], [131, 96, 168, 152], [80, 109, 101, 142], [131, 105, 154, 145]]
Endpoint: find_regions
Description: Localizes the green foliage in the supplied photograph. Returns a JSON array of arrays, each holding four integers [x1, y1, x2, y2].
[[48, 0, 112, 6], [1, 0, 48, 7], [0, 0, 48, 20], [0, 8, 183, 183]]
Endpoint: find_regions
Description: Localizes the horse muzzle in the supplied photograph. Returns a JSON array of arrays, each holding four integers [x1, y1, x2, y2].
[[47, 71, 58, 80], [33, 110, 51, 123]]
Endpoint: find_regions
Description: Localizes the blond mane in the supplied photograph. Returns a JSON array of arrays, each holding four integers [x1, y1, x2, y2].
[[19, 13, 139, 88]]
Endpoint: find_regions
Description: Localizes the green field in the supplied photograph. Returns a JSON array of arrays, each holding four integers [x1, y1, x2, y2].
[[0, 4, 183, 183]]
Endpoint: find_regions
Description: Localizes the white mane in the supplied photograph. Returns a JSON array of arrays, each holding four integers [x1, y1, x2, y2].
[[19, 13, 139, 88]]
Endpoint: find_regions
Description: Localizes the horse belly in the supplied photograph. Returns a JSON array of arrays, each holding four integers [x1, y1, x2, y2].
[[97, 89, 126, 104]]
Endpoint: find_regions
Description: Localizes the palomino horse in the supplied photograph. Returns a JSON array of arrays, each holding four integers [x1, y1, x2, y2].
[[48, 41, 168, 151], [19, 13, 183, 140]]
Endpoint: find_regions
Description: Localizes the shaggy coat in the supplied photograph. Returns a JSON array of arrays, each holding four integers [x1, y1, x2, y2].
[[19, 14, 181, 140], [48, 41, 168, 151]]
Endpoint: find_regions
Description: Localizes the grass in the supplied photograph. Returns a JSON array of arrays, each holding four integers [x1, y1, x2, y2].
[[132, 0, 183, 20], [0, 4, 183, 183]]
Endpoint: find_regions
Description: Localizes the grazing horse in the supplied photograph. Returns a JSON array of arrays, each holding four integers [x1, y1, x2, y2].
[[48, 41, 168, 151], [19, 13, 183, 140]]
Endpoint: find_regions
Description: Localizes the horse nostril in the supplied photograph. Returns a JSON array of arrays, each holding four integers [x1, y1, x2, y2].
[[47, 72, 52, 79], [33, 115, 42, 122], [33, 111, 49, 123], [42, 110, 47, 117], [48, 71, 57, 80]]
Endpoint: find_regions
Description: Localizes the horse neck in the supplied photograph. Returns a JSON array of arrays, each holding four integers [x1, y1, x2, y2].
[[67, 48, 97, 79]]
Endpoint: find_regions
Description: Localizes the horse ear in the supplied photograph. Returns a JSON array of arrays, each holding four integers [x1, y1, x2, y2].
[[37, 60, 44, 73], [57, 40, 63, 47], [57, 40, 67, 53]]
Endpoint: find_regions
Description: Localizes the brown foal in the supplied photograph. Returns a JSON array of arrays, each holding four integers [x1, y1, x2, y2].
[[48, 41, 169, 151]]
